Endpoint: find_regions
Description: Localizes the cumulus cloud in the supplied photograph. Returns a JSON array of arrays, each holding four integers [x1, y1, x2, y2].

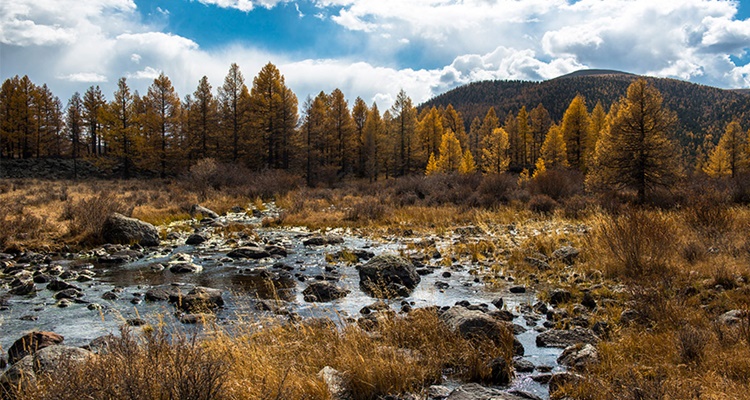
[[58, 72, 109, 83], [196, 0, 291, 12]]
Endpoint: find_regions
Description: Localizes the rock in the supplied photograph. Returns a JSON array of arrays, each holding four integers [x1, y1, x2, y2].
[[169, 263, 203, 273], [445, 383, 526, 400], [524, 257, 551, 271], [581, 292, 597, 309], [440, 306, 512, 344], [33, 274, 51, 283], [0, 355, 5, 369], [185, 233, 208, 245], [227, 246, 272, 259], [303, 235, 344, 246], [318, 366, 351, 400], [303, 281, 350, 302], [536, 328, 599, 348], [718, 309, 747, 325], [7, 331, 64, 365], [557, 343, 599, 370], [513, 358, 535, 372], [507, 390, 543, 400], [619, 309, 641, 325], [179, 313, 216, 324], [9, 280, 35, 295], [427, 385, 452, 399], [492, 298, 504, 309], [126, 318, 146, 327], [190, 204, 219, 219], [548, 289, 572, 306], [548, 372, 583, 396], [101, 291, 119, 301], [145, 287, 178, 302], [455, 226, 485, 236], [265, 245, 288, 257], [359, 254, 420, 298], [488, 356, 512, 385], [85, 334, 117, 353], [47, 279, 79, 292], [1, 345, 93, 389], [552, 246, 580, 264], [509, 286, 526, 294], [101, 213, 160, 247], [53, 288, 82, 300], [174, 287, 224, 313]]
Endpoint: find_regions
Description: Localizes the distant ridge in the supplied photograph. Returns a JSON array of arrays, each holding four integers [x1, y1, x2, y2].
[[554, 69, 637, 79], [421, 72, 750, 148]]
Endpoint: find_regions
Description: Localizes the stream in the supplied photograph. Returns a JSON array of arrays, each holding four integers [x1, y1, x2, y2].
[[0, 209, 564, 398]]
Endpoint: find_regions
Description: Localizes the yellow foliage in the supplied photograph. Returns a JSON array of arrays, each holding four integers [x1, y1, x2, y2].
[[459, 149, 477, 174]]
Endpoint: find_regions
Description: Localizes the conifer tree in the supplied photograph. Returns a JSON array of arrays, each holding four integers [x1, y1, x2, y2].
[[588, 79, 679, 203], [352, 97, 368, 176], [529, 104, 551, 166], [517, 106, 530, 166], [482, 127, 510, 174], [190, 76, 218, 159], [459, 149, 477, 174], [561, 94, 590, 171], [442, 104, 467, 149], [362, 103, 382, 181], [540, 124, 568, 169], [436, 129, 462, 172], [106, 77, 137, 178], [703, 121, 746, 178], [391, 90, 419, 175], [66, 92, 84, 178], [218, 63, 248, 162], [83, 85, 106, 156], [418, 106, 443, 160], [425, 153, 439, 175], [144, 73, 181, 177]]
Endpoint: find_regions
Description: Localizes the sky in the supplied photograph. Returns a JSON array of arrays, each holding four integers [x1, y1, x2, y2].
[[2, 0, 750, 110]]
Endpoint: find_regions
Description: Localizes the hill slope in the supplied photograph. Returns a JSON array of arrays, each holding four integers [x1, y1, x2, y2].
[[421, 73, 750, 147]]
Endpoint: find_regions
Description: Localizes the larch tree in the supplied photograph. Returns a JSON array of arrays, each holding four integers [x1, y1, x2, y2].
[[425, 153, 439, 176], [352, 97, 368, 177], [588, 101, 607, 153], [418, 106, 443, 161], [468, 116, 482, 162], [482, 127, 510, 174], [477, 107, 500, 170], [144, 73, 181, 178], [362, 102, 382, 181], [191, 76, 218, 159], [218, 63, 248, 162], [529, 104, 551, 166], [35, 84, 64, 158], [328, 88, 356, 174], [301, 92, 329, 186], [83, 85, 106, 156], [588, 79, 679, 203], [442, 104, 467, 149], [703, 121, 746, 178], [106, 77, 137, 178], [561, 94, 590, 171], [517, 106, 530, 166], [391, 90, 419, 175], [436, 129, 463, 172], [540, 124, 568, 169], [503, 113, 518, 168], [66, 92, 84, 179], [459, 149, 477, 174]]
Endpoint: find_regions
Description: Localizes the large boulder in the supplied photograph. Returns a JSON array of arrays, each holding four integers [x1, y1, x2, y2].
[[440, 306, 513, 344], [1, 345, 93, 390], [172, 287, 224, 313], [536, 328, 599, 348], [190, 204, 219, 219], [557, 343, 599, 370], [303, 281, 350, 302], [101, 213, 160, 247], [8, 331, 64, 365], [358, 254, 420, 298]]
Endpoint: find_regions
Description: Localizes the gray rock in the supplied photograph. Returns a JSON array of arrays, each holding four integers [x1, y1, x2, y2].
[[524, 257, 551, 271], [509, 286, 526, 294], [427, 385, 453, 399], [174, 287, 224, 313], [101, 213, 160, 247], [359, 254, 420, 298], [8, 331, 64, 365], [145, 287, 178, 302], [513, 358, 535, 372], [552, 246, 580, 264], [169, 262, 203, 273], [303, 235, 344, 246], [440, 306, 512, 344], [9, 280, 35, 295], [318, 366, 351, 400], [445, 383, 526, 399], [548, 372, 583, 396], [557, 343, 599, 370], [227, 246, 272, 260], [718, 309, 747, 325], [47, 279, 79, 292], [185, 233, 208, 245], [536, 328, 599, 348], [488, 356, 512, 385], [303, 281, 350, 302], [1, 345, 93, 389], [190, 204, 219, 219], [549, 289, 572, 306]]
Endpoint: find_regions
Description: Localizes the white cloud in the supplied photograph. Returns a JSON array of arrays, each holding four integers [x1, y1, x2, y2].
[[58, 72, 109, 83], [196, 0, 291, 12]]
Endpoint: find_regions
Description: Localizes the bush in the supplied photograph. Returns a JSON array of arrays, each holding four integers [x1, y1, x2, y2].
[[344, 196, 388, 222], [474, 173, 516, 207], [62, 192, 131, 245], [528, 194, 557, 214], [528, 168, 583, 200]]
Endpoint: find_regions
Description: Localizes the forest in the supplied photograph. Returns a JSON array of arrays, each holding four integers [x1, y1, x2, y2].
[[3, 62, 750, 195]]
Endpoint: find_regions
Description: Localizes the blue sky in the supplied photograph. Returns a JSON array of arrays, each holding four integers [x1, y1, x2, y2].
[[3, 0, 750, 109]]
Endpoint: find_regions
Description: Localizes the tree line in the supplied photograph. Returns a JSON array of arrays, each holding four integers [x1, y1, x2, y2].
[[1, 63, 747, 202]]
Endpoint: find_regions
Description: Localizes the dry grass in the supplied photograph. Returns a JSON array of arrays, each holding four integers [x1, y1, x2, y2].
[[4, 309, 513, 400]]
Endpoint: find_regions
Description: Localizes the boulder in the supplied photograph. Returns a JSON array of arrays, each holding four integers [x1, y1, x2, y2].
[[101, 213, 160, 247], [7, 331, 64, 365], [536, 328, 599, 348], [169, 263, 203, 273], [718, 309, 747, 325], [303, 235, 344, 246], [524, 257, 551, 271], [548, 372, 584, 396], [1, 345, 93, 390], [227, 246, 272, 260], [557, 343, 599, 370], [9, 280, 35, 296], [552, 246, 580, 264], [47, 279, 79, 292], [174, 287, 224, 313], [190, 204, 219, 219], [488, 356, 512, 385], [145, 287, 178, 302], [303, 281, 350, 302], [440, 306, 512, 344], [185, 233, 208, 245], [548, 289, 572, 306], [318, 366, 351, 400], [359, 254, 420, 298]]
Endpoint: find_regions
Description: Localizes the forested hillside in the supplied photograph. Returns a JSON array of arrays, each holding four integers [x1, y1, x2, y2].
[[422, 72, 750, 147]]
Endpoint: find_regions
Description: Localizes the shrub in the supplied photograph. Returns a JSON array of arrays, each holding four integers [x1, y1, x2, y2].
[[528, 194, 557, 214], [62, 192, 131, 245], [528, 168, 583, 200], [474, 173, 516, 207], [344, 196, 388, 222]]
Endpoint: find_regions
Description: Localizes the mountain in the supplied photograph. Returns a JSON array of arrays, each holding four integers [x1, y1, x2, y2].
[[421, 71, 750, 147]]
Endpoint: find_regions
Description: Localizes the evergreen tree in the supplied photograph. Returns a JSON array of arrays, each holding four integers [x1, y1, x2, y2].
[[144, 73, 181, 178], [352, 97, 368, 176], [703, 121, 746, 178], [218, 63, 248, 162], [391, 90, 418, 175], [66, 92, 84, 179], [83, 85, 106, 156], [362, 103, 382, 181], [482, 127, 510, 174], [459, 149, 477, 174], [561, 94, 590, 171], [436, 129, 462, 172], [529, 104, 551, 167], [191, 76, 218, 159], [540, 124, 568, 169]]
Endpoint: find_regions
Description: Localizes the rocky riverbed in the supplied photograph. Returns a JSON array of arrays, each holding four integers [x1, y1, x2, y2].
[[0, 204, 602, 399]]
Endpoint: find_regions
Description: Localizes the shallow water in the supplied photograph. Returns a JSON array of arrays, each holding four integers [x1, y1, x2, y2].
[[0, 215, 562, 398]]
